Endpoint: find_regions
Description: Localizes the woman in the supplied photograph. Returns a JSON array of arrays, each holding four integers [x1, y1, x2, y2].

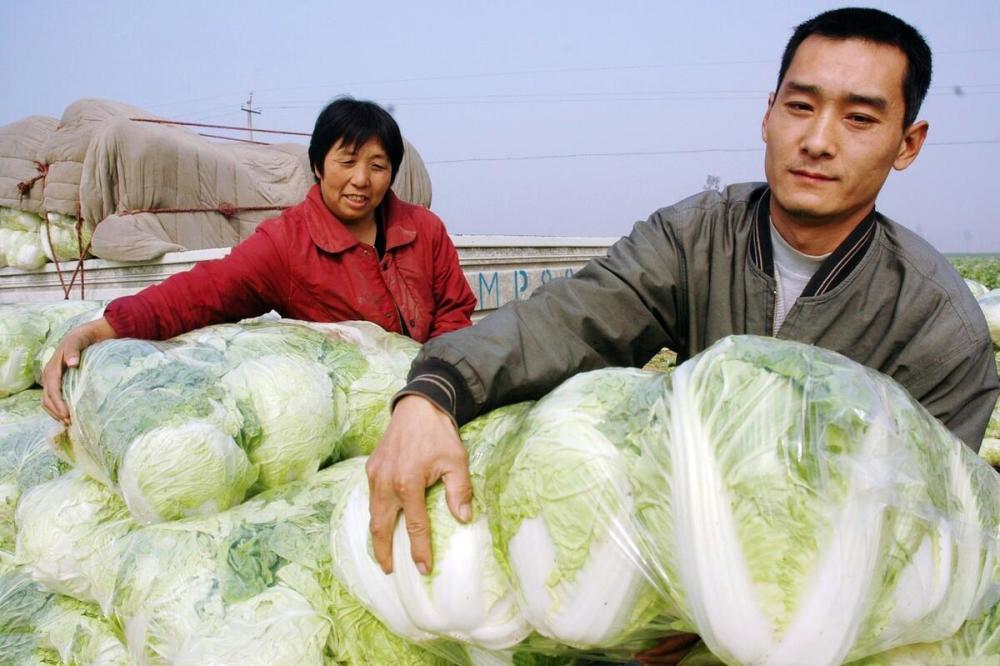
[[42, 97, 477, 423]]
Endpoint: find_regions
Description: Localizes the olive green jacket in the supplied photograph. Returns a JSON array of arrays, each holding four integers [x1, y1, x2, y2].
[[407, 183, 998, 451]]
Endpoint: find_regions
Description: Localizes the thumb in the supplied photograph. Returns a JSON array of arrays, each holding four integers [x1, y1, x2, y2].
[[442, 462, 473, 523]]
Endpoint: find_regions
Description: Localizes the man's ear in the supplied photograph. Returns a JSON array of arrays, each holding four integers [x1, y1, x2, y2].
[[893, 120, 929, 171], [761, 92, 776, 143]]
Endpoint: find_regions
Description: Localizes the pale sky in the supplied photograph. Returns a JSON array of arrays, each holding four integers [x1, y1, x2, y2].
[[2, 1, 998, 252]]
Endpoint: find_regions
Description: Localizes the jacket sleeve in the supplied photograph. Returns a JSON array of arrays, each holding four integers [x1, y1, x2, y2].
[[404, 211, 687, 424], [104, 227, 288, 340], [911, 336, 1000, 452], [427, 222, 477, 338]]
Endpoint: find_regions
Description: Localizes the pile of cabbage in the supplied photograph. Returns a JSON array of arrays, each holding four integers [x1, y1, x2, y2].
[[2, 314, 998, 664], [0, 207, 92, 271]]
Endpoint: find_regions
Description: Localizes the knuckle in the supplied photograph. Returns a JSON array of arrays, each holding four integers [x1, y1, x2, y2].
[[404, 518, 428, 536]]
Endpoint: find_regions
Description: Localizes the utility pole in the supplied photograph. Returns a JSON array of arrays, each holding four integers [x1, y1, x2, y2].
[[241, 92, 262, 141]]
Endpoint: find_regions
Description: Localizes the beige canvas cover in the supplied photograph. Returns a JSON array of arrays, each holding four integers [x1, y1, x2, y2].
[[83, 114, 433, 262], [37, 99, 155, 218], [0, 116, 59, 214], [83, 116, 315, 260], [3, 98, 433, 262]]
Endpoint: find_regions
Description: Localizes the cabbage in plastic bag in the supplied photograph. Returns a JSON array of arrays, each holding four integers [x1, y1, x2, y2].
[[632, 335, 1000, 666], [0, 569, 128, 666], [14, 471, 135, 611], [107, 465, 356, 665], [4, 230, 46, 271]]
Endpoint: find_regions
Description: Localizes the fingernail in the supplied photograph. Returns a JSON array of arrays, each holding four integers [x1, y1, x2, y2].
[[459, 503, 472, 522], [417, 562, 429, 576]]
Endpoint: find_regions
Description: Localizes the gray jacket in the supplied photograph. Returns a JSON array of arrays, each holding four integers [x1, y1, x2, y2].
[[407, 183, 999, 451]]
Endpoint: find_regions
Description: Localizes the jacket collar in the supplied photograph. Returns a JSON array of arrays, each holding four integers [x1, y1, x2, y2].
[[304, 186, 418, 255], [749, 187, 878, 297]]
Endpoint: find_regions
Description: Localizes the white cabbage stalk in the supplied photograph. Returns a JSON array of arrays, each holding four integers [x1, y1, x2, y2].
[[328, 459, 436, 643], [484, 369, 676, 651], [965, 278, 990, 299], [4, 228, 46, 270], [977, 289, 1000, 346], [222, 354, 339, 489], [14, 470, 135, 610], [391, 404, 532, 649]]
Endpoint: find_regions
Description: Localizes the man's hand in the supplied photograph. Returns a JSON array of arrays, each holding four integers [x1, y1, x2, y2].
[[366, 394, 473, 575], [41, 317, 117, 425], [634, 633, 701, 665]]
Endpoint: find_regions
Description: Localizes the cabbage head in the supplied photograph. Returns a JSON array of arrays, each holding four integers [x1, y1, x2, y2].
[[222, 354, 340, 490], [0, 228, 14, 269], [0, 307, 49, 398], [33, 305, 106, 385], [0, 390, 47, 426], [108, 464, 356, 665], [312, 321, 421, 457], [62, 336, 257, 523], [482, 368, 681, 652], [0, 568, 128, 666], [633, 335, 1000, 666], [0, 208, 43, 232], [4, 229, 46, 271], [14, 471, 135, 610], [0, 408, 67, 556], [0, 301, 103, 398], [39, 212, 93, 262]]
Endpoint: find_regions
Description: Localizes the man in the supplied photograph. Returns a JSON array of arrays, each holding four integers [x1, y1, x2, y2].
[[368, 6, 999, 645]]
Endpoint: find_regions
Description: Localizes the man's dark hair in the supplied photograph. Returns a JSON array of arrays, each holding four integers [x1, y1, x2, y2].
[[309, 97, 404, 185], [776, 7, 932, 128]]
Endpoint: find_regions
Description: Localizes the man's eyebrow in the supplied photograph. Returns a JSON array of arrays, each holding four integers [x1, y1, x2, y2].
[[783, 80, 888, 110], [846, 92, 888, 110]]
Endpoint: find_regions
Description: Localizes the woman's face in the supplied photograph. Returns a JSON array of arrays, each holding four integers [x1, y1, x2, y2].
[[316, 137, 392, 227]]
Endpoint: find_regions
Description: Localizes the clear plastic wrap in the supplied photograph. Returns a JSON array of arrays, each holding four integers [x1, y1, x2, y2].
[[0, 300, 103, 398], [0, 392, 67, 559], [329, 335, 998, 665], [59, 319, 417, 523]]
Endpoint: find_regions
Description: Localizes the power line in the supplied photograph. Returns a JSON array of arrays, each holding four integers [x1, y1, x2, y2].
[[427, 139, 1000, 165]]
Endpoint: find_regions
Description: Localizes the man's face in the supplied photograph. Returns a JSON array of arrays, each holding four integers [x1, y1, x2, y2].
[[762, 35, 927, 229]]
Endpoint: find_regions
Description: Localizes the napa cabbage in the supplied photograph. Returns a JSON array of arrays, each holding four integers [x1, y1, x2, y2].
[[633, 335, 1000, 666]]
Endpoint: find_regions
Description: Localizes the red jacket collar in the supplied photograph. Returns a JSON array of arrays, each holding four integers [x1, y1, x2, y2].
[[304, 185, 417, 255]]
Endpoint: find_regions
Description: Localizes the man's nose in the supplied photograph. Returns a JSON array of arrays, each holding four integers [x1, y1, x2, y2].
[[801, 111, 838, 158]]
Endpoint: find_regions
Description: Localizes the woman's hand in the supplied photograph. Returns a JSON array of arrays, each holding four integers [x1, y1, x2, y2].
[[366, 394, 473, 575], [41, 317, 117, 425]]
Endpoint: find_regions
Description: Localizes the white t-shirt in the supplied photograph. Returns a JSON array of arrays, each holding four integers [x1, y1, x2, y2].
[[770, 223, 830, 333]]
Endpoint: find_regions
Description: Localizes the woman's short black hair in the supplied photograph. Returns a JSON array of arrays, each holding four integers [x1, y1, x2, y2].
[[308, 97, 405, 184], [776, 7, 932, 128]]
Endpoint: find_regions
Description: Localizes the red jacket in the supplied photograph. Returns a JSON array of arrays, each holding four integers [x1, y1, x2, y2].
[[105, 186, 476, 342]]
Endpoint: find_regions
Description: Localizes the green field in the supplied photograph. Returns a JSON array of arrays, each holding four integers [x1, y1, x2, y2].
[[948, 254, 1000, 290]]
